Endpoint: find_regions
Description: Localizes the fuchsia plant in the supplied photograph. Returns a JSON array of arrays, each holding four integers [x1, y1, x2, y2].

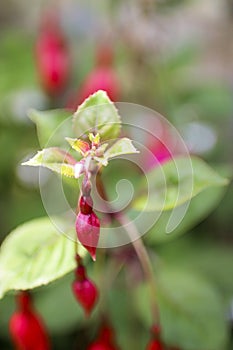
[[9, 292, 50, 350], [0, 90, 229, 349], [36, 10, 70, 98]]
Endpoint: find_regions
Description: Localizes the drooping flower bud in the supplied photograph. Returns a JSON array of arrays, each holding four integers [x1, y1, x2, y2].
[[72, 261, 99, 316], [146, 325, 164, 350], [9, 291, 50, 350], [75, 208, 100, 261], [88, 323, 119, 350], [88, 342, 117, 350], [67, 44, 119, 110], [35, 10, 70, 97], [146, 340, 164, 350]]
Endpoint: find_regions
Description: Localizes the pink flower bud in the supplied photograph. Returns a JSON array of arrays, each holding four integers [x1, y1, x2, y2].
[[67, 45, 119, 110], [36, 11, 70, 96], [72, 266, 99, 316], [9, 292, 50, 350], [75, 211, 100, 261], [88, 342, 117, 350]]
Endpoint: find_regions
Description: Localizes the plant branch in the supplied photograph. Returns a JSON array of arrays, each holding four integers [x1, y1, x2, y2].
[[96, 173, 160, 324]]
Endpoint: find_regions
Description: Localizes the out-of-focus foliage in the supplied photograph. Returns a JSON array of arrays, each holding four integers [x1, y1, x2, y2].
[[0, 0, 233, 349]]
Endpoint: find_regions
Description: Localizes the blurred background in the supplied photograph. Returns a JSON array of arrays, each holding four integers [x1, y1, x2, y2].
[[0, 0, 233, 349]]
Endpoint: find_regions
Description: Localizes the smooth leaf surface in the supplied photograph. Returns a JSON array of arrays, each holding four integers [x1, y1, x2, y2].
[[22, 147, 77, 178], [135, 268, 228, 350], [95, 138, 139, 166], [0, 217, 85, 299], [28, 109, 72, 147], [133, 156, 228, 211], [144, 185, 226, 244], [105, 138, 138, 160], [156, 235, 233, 301], [73, 90, 121, 141]]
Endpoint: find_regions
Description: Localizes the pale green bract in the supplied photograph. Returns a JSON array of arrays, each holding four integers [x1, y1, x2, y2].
[[0, 217, 86, 299], [22, 148, 77, 178], [94, 138, 139, 166]]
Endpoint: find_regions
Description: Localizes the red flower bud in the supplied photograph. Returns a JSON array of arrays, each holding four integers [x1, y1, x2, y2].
[[67, 45, 119, 110], [75, 211, 100, 261], [36, 11, 70, 96], [146, 340, 164, 350], [72, 265, 99, 316], [9, 292, 50, 350], [88, 342, 117, 350], [88, 322, 119, 350], [78, 67, 120, 106], [79, 195, 93, 215], [146, 325, 164, 350]]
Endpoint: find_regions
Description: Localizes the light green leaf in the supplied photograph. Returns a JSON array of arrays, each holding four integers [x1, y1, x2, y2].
[[105, 138, 138, 159], [144, 185, 226, 244], [0, 217, 85, 299], [94, 138, 138, 167], [133, 156, 228, 212], [135, 268, 228, 350], [73, 90, 121, 141], [28, 109, 72, 147], [22, 147, 77, 178]]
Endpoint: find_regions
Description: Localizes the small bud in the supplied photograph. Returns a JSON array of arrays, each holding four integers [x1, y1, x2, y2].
[[74, 162, 85, 179], [76, 211, 100, 261], [72, 266, 99, 316], [146, 325, 164, 350], [88, 342, 117, 350], [9, 292, 50, 350], [146, 340, 164, 350], [88, 322, 119, 350]]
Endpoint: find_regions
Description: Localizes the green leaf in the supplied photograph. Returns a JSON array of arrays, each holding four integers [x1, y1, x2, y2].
[[105, 138, 138, 160], [135, 268, 228, 350], [28, 109, 72, 147], [0, 217, 85, 299], [22, 147, 77, 178], [156, 235, 233, 302], [144, 185, 226, 244], [73, 90, 121, 141], [95, 138, 139, 166], [133, 156, 228, 212]]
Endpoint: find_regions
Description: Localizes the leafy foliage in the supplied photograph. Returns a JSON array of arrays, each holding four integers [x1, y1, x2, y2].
[[133, 156, 228, 211], [73, 90, 121, 141], [22, 148, 77, 178], [28, 109, 72, 148], [0, 217, 86, 299], [135, 268, 228, 350]]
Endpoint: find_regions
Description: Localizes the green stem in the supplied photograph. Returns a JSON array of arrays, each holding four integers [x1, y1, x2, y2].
[[96, 173, 160, 324]]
